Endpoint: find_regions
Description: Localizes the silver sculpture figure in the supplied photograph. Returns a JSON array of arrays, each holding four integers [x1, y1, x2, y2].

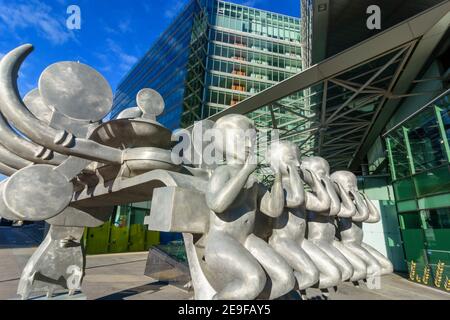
[[331, 171, 394, 278], [266, 141, 338, 291], [0, 44, 392, 300], [330, 180, 369, 283], [203, 115, 295, 300], [301, 157, 355, 284]]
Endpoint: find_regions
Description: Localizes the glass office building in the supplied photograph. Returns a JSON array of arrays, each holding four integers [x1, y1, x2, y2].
[[85, 0, 302, 252], [111, 0, 301, 130]]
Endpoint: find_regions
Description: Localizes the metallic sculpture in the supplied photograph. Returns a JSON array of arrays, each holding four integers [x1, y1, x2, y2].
[[331, 171, 394, 278], [0, 44, 392, 300], [301, 157, 355, 283], [266, 141, 337, 291]]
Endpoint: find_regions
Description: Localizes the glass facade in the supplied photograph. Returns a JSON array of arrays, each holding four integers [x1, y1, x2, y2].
[[89, 0, 301, 254], [386, 90, 450, 291], [83, 204, 160, 254], [111, 0, 208, 130], [110, 0, 301, 129]]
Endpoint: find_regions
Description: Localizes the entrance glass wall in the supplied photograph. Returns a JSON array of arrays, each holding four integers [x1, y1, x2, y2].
[[386, 90, 450, 291]]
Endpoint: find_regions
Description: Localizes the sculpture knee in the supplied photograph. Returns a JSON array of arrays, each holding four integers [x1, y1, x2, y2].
[[268, 262, 296, 299], [242, 268, 267, 299], [319, 265, 341, 289], [213, 264, 266, 300], [381, 260, 394, 275], [366, 262, 382, 278], [297, 267, 319, 289], [350, 265, 367, 282], [340, 261, 354, 281]]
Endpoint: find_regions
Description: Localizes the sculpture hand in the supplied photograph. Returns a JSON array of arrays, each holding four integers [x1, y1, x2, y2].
[[243, 151, 258, 173]]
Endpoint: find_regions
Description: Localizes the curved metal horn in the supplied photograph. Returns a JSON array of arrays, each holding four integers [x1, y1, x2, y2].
[[0, 112, 64, 165], [0, 144, 32, 169], [0, 44, 122, 164], [0, 162, 17, 176]]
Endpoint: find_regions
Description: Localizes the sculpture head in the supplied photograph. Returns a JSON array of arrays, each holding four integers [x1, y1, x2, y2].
[[213, 114, 256, 164], [266, 140, 300, 176], [330, 170, 369, 221], [330, 171, 358, 193], [300, 156, 330, 184]]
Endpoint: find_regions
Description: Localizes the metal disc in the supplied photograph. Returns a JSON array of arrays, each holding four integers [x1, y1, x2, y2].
[[136, 88, 165, 116], [3, 165, 73, 221], [39, 62, 113, 122], [23, 88, 53, 125], [0, 181, 23, 221]]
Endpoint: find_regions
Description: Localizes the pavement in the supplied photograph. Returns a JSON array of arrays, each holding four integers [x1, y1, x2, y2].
[[1, 226, 449, 300]]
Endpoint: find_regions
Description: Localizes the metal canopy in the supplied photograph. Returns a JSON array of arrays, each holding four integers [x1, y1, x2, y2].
[[206, 1, 450, 172]]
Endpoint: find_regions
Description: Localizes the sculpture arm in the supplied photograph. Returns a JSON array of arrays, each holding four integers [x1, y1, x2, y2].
[[335, 182, 356, 218], [322, 176, 341, 216], [362, 193, 380, 223], [304, 170, 331, 213], [259, 173, 284, 218], [206, 165, 254, 214], [285, 165, 305, 208], [350, 190, 370, 222]]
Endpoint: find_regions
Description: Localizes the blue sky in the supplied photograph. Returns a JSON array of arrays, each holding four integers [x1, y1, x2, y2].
[[0, 0, 300, 95]]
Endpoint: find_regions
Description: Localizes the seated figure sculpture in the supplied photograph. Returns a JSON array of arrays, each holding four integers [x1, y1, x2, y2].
[[204, 114, 295, 300], [301, 157, 355, 283], [330, 181, 368, 283], [331, 171, 393, 278], [266, 141, 340, 291]]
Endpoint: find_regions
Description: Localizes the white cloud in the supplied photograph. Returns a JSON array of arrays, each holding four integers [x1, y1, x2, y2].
[[118, 19, 132, 34], [106, 39, 138, 73], [0, 0, 75, 45], [104, 18, 132, 35]]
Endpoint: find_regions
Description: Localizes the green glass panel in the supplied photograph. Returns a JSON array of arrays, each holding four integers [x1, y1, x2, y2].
[[399, 212, 422, 229], [128, 207, 149, 252], [109, 224, 130, 253], [145, 231, 160, 250], [387, 127, 411, 179], [85, 222, 111, 255], [393, 178, 416, 201], [422, 208, 450, 265], [425, 229, 450, 265], [128, 224, 146, 252], [109, 207, 130, 253], [418, 193, 450, 210], [401, 229, 427, 264], [406, 108, 448, 173], [413, 165, 450, 198], [397, 200, 418, 213]]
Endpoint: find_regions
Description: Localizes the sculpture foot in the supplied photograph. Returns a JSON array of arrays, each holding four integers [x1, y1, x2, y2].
[[17, 225, 85, 300]]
